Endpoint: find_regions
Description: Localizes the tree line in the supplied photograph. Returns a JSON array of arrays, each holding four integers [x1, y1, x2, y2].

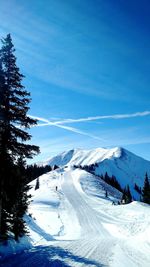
[[25, 164, 52, 184], [74, 164, 150, 204]]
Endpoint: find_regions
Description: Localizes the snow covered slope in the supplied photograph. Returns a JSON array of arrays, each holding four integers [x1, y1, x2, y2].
[[1, 167, 150, 267], [42, 147, 122, 167], [41, 147, 150, 199]]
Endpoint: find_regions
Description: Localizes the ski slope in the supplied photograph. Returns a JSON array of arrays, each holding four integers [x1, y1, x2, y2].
[[1, 167, 150, 267]]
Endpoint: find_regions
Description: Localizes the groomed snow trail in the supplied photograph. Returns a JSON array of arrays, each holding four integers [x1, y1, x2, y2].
[[1, 169, 150, 267], [61, 171, 109, 239], [56, 170, 150, 267]]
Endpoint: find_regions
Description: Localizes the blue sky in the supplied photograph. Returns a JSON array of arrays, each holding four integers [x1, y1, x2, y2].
[[1, 0, 150, 162]]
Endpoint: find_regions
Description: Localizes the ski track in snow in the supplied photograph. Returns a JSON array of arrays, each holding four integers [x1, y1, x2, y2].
[[1, 168, 150, 267], [61, 171, 109, 238]]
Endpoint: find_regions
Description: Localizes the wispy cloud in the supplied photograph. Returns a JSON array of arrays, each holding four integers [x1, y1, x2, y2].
[[29, 115, 103, 141], [29, 110, 150, 142], [50, 111, 150, 125]]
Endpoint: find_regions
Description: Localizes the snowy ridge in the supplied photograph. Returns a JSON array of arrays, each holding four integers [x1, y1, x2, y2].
[[42, 147, 123, 167], [41, 147, 150, 199]]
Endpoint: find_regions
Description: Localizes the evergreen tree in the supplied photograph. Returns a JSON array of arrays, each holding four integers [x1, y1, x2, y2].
[[142, 173, 150, 204], [53, 164, 59, 170], [134, 183, 142, 194], [121, 187, 127, 204], [104, 172, 109, 183], [11, 159, 32, 241], [126, 185, 132, 203], [35, 177, 40, 190], [0, 34, 39, 241], [121, 185, 132, 204], [0, 59, 11, 239]]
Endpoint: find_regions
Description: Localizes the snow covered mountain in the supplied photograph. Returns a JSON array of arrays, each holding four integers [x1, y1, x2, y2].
[[42, 147, 123, 167], [41, 147, 150, 199]]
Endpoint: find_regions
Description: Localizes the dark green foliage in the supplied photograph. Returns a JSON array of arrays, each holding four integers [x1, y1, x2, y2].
[[53, 164, 59, 170], [73, 165, 78, 169], [0, 34, 39, 241], [0, 34, 39, 158], [25, 164, 52, 183], [78, 163, 98, 173], [10, 161, 32, 241], [126, 185, 132, 203], [35, 177, 40, 190], [102, 172, 123, 193], [134, 183, 142, 194], [142, 173, 150, 204], [121, 185, 132, 204]]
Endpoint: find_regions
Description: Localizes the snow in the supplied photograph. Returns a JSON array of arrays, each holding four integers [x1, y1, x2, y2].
[[1, 167, 150, 267], [40, 147, 150, 200], [42, 147, 123, 167]]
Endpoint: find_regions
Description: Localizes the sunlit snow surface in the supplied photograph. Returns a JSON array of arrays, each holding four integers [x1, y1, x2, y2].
[[1, 167, 150, 267]]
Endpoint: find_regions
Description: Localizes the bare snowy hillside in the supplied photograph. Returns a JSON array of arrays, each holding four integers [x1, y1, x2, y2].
[[41, 147, 150, 199]]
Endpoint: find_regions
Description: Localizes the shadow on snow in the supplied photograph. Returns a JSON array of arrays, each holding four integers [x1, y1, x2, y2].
[[1, 245, 106, 267], [25, 215, 54, 242]]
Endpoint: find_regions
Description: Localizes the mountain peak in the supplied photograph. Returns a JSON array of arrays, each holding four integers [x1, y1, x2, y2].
[[42, 146, 126, 167]]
